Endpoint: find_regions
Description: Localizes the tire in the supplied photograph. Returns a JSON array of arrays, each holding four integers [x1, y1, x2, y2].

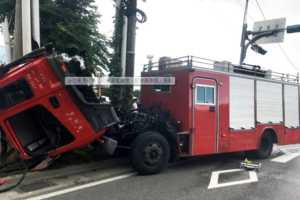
[[130, 132, 170, 175], [254, 132, 273, 159]]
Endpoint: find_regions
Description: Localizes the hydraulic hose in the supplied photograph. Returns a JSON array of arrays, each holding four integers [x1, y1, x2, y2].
[[0, 156, 28, 193]]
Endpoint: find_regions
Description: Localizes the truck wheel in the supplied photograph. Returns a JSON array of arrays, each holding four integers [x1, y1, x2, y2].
[[254, 132, 273, 159], [130, 132, 170, 175]]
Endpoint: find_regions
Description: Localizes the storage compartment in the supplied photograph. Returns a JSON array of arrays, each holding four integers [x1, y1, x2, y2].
[[177, 132, 191, 156]]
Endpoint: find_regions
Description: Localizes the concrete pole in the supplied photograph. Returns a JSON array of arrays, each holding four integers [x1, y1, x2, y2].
[[22, 0, 32, 55], [121, 16, 128, 77], [115, 0, 121, 55], [31, 0, 40, 47], [2, 17, 12, 64], [13, 0, 23, 60], [125, 0, 137, 78], [115, 0, 128, 77]]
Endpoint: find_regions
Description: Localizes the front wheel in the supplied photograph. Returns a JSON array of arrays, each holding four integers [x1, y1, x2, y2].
[[130, 132, 170, 175], [254, 132, 273, 159]]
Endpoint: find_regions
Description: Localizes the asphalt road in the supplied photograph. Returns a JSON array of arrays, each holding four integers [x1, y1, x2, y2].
[[19, 144, 300, 200]]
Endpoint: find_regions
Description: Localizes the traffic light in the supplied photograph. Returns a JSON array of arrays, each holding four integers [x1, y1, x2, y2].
[[251, 45, 267, 55], [286, 24, 300, 34]]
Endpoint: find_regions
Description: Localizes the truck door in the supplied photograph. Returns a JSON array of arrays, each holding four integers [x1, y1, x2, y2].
[[192, 78, 217, 155]]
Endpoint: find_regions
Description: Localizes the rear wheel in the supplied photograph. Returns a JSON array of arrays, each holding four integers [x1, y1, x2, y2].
[[254, 132, 273, 159], [130, 132, 170, 175]]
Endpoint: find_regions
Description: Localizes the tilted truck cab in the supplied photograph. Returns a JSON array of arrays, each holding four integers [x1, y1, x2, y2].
[[0, 44, 118, 162]]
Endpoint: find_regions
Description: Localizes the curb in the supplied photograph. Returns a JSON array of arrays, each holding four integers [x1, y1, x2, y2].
[[4, 156, 130, 184]]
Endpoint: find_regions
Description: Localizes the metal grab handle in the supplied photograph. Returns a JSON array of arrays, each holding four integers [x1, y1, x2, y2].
[[209, 107, 215, 112]]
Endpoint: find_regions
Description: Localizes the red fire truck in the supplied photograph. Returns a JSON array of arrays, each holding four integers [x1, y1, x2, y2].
[[140, 56, 300, 160], [1, 45, 300, 188]]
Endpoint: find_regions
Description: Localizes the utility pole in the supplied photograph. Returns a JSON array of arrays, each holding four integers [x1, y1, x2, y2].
[[22, 0, 32, 55], [125, 0, 137, 79], [115, 0, 128, 77], [31, 0, 40, 48], [239, 0, 249, 66], [13, 0, 23, 60]]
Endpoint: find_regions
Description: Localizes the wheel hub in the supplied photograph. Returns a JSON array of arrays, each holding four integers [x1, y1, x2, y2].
[[143, 143, 162, 166]]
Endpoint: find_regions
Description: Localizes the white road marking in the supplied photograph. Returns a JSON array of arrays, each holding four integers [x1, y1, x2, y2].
[[25, 173, 136, 200], [271, 153, 300, 163], [208, 169, 258, 189]]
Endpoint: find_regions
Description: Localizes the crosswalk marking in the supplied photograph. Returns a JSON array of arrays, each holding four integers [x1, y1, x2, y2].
[[271, 153, 300, 163]]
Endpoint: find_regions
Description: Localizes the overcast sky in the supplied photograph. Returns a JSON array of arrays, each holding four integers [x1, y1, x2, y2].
[[97, 0, 300, 77], [1, 0, 300, 78]]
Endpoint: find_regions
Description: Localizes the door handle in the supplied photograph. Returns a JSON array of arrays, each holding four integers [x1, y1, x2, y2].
[[209, 106, 215, 112]]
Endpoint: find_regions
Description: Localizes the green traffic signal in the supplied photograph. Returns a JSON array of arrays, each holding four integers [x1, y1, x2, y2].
[[286, 24, 300, 34], [251, 45, 267, 55]]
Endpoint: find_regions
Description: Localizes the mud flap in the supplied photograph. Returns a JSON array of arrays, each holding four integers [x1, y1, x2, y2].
[[94, 136, 118, 155]]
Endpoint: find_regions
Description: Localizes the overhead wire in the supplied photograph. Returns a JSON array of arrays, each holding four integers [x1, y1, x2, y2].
[[255, 0, 299, 72], [201, 0, 233, 29], [236, 0, 255, 22]]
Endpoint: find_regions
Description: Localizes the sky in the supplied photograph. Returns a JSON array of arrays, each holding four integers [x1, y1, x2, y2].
[[1, 0, 300, 78], [97, 0, 300, 77]]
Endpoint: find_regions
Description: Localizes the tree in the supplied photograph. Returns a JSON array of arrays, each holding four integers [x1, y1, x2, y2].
[[133, 89, 140, 98], [0, 0, 110, 74]]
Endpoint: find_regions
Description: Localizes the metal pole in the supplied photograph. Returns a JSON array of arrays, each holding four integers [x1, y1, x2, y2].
[[2, 17, 12, 64], [13, 0, 23, 60], [239, 0, 249, 66], [125, 0, 137, 78], [31, 0, 40, 47], [116, 0, 128, 77], [121, 16, 128, 77], [22, 0, 32, 55]]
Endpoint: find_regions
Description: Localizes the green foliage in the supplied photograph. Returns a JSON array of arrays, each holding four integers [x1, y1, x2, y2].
[[39, 0, 110, 74], [0, 0, 110, 75], [0, 0, 14, 23], [133, 89, 140, 98]]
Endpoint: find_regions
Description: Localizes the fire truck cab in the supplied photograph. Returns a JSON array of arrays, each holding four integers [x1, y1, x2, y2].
[[0, 44, 118, 162], [141, 56, 300, 158]]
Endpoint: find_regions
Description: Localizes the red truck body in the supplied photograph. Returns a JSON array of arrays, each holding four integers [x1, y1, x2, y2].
[[140, 56, 300, 157]]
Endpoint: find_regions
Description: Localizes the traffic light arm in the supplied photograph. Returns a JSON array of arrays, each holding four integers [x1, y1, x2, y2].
[[240, 31, 273, 65], [248, 28, 286, 36]]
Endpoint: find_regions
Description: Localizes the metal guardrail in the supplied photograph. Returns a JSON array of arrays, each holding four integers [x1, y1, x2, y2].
[[143, 56, 299, 84]]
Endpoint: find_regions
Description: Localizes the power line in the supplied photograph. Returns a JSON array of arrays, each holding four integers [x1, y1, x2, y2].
[[254, 0, 266, 20], [236, 0, 255, 22], [255, 0, 298, 72], [277, 45, 300, 71], [201, 0, 233, 29]]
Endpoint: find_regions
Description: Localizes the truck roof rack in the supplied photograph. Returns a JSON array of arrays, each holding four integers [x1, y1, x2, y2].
[[143, 55, 299, 84]]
